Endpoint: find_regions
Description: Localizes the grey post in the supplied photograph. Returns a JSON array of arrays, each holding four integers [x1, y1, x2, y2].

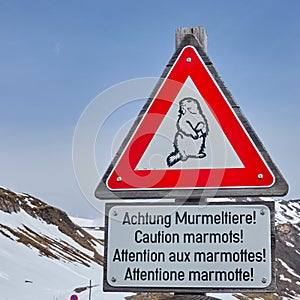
[[176, 26, 208, 53], [174, 26, 220, 300]]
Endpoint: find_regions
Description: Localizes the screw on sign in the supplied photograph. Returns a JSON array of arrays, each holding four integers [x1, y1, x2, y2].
[[70, 295, 78, 300]]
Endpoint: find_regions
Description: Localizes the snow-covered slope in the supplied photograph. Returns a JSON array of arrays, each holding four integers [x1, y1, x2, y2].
[[0, 209, 99, 299], [0, 187, 104, 300]]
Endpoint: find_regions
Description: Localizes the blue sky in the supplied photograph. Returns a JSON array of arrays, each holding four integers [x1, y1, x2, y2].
[[1, 0, 299, 217]]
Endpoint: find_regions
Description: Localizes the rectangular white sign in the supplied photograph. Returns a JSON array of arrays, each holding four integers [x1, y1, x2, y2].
[[104, 202, 273, 292]]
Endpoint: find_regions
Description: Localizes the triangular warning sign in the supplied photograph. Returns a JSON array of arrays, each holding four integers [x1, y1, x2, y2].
[[95, 35, 288, 199]]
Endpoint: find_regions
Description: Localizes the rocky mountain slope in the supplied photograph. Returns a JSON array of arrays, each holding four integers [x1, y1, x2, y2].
[[275, 199, 300, 299], [0, 187, 105, 300], [0, 187, 103, 266]]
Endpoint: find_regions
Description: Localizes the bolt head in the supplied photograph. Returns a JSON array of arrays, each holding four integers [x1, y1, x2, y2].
[[261, 277, 267, 284], [186, 57, 192, 62], [116, 177, 122, 182]]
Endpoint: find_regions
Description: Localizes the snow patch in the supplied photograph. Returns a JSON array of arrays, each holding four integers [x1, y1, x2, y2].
[[285, 241, 295, 248], [276, 200, 300, 225], [70, 216, 103, 228], [23, 197, 37, 209], [280, 274, 292, 282], [278, 258, 300, 279]]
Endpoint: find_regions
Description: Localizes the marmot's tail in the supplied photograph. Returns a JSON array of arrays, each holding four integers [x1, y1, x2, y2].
[[166, 151, 181, 167]]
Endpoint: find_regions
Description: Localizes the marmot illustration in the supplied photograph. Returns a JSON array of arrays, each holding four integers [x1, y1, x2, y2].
[[166, 97, 209, 167]]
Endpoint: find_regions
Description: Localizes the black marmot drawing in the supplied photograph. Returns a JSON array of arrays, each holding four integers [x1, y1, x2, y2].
[[166, 97, 209, 167]]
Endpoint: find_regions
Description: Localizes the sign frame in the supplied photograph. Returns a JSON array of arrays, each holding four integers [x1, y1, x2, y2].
[[103, 200, 276, 293], [95, 34, 288, 200]]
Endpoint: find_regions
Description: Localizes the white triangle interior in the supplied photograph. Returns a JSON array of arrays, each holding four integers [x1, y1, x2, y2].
[[135, 77, 244, 170]]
